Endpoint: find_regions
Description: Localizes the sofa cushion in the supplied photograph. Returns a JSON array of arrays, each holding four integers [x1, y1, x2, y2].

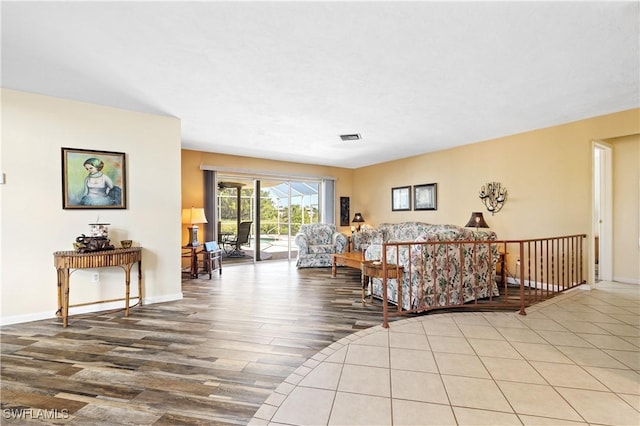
[[378, 222, 433, 242], [308, 244, 336, 254], [421, 224, 465, 241]]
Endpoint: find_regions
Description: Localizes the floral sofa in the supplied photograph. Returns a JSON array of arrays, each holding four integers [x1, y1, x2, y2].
[[351, 224, 382, 252], [294, 223, 348, 268], [362, 222, 500, 311]]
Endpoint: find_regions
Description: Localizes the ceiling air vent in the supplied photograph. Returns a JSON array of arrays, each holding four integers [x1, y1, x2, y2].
[[339, 133, 361, 141]]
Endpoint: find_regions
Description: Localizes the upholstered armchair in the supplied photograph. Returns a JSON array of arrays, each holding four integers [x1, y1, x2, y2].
[[294, 223, 348, 268]]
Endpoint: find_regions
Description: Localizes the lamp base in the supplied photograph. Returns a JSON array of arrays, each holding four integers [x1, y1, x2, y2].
[[186, 226, 200, 247]]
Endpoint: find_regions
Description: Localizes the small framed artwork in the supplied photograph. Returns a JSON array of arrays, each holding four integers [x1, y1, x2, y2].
[[391, 186, 411, 211], [414, 183, 437, 210], [61, 147, 127, 209], [340, 196, 350, 226]]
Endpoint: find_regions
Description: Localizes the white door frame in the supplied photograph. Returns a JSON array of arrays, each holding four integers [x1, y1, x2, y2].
[[593, 141, 613, 282]]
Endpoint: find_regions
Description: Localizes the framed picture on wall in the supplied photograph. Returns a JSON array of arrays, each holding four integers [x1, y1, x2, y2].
[[61, 147, 127, 209], [340, 196, 350, 226], [391, 186, 411, 211], [414, 183, 437, 210]]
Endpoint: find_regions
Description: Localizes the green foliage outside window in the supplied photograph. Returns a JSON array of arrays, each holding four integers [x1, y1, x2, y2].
[[218, 187, 318, 236]]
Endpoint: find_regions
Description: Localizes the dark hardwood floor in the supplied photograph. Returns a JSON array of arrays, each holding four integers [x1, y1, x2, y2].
[[1, 261, 398, 425]]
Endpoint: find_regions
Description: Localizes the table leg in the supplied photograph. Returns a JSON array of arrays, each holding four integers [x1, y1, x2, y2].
[[361, 272, 366, 305], [124, 265, 131, 317], [382, 275, 389, 329], [137, 260, 143, 307], [397, 274, 403, 313], [369, 277, 374, 304], [56, 268, 63, 318], [331, 256, 337, 278], [191, 249, 198, 278], [61, 269, 70, 328]]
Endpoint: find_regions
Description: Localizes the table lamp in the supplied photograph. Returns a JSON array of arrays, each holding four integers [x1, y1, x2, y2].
[[464, 212, 489, 230], [182, 207, 208, 246], [352, 212, 365, 232]]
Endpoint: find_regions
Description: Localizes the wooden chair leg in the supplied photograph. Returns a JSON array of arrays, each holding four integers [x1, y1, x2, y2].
[[205, 253, 212, 279]]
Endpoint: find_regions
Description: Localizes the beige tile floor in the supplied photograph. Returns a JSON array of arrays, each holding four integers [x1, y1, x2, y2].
[[250, 281, 640, 425]]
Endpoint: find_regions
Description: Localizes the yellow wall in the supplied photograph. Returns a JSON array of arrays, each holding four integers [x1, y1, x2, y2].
[[181, 110, 639, 285], [354, 109, 639, 284], [1, 89, 183, 324], [180, 150, 355, 241], [611, 134, 640, 283]]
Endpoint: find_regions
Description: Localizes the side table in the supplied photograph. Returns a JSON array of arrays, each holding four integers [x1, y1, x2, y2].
[[201, 241, 222, 278], [362, 260, 404, 328], [182, 243, 222, 278], [361, 260, 404, 308], [182, 245, 201, 278]]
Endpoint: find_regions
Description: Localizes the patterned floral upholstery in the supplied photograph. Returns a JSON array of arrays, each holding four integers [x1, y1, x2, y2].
[[295, 223, 348, 268], [351, 225, 383, 252], [364, 222, 500, 311]]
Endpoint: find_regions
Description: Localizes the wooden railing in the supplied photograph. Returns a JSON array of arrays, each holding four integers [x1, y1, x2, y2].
[[379, 234, 587, 327]]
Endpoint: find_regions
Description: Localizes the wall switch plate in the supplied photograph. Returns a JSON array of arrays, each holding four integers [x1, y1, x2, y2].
[[91, 272, 99, 283]]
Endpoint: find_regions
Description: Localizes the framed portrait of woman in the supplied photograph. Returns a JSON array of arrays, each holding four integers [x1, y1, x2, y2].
[[61, 147, 127, 209]]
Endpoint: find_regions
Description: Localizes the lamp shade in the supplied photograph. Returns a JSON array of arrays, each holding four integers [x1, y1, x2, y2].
[[182, 207, 208, 225], [464, 212, 489, 228], [352, 213, 365, 223]]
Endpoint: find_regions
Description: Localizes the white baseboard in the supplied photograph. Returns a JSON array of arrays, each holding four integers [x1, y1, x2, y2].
[[143, 292, 184, 304], [1, 311, 57, 327], [0, 293, 183, 327]]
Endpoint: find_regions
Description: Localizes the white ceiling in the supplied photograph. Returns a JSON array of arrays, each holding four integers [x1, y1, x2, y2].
[[2, 1, 639, 168]]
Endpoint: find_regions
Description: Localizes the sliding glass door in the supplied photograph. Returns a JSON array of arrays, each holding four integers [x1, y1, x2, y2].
[[259, 180, 291, 261], [261, 180, 320, 261], [216, 174, 321, 263]]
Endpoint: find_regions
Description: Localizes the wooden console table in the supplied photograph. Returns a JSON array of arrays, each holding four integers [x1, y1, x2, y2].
[[53, 247, 142, 327]]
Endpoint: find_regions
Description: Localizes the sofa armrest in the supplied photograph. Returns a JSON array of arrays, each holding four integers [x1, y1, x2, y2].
[[294, 233, 309, 253], [365, 244, 381, 261], [332, 232, 348, 253], [366, 242, 411, 267], [353, 228, 383, 251]]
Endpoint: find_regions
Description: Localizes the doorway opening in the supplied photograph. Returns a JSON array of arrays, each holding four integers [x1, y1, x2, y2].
[[593, 142, 613, 282]]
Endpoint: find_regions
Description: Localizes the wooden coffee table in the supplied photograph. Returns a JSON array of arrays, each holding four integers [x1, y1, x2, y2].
[[331, 251, 365, 277]]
